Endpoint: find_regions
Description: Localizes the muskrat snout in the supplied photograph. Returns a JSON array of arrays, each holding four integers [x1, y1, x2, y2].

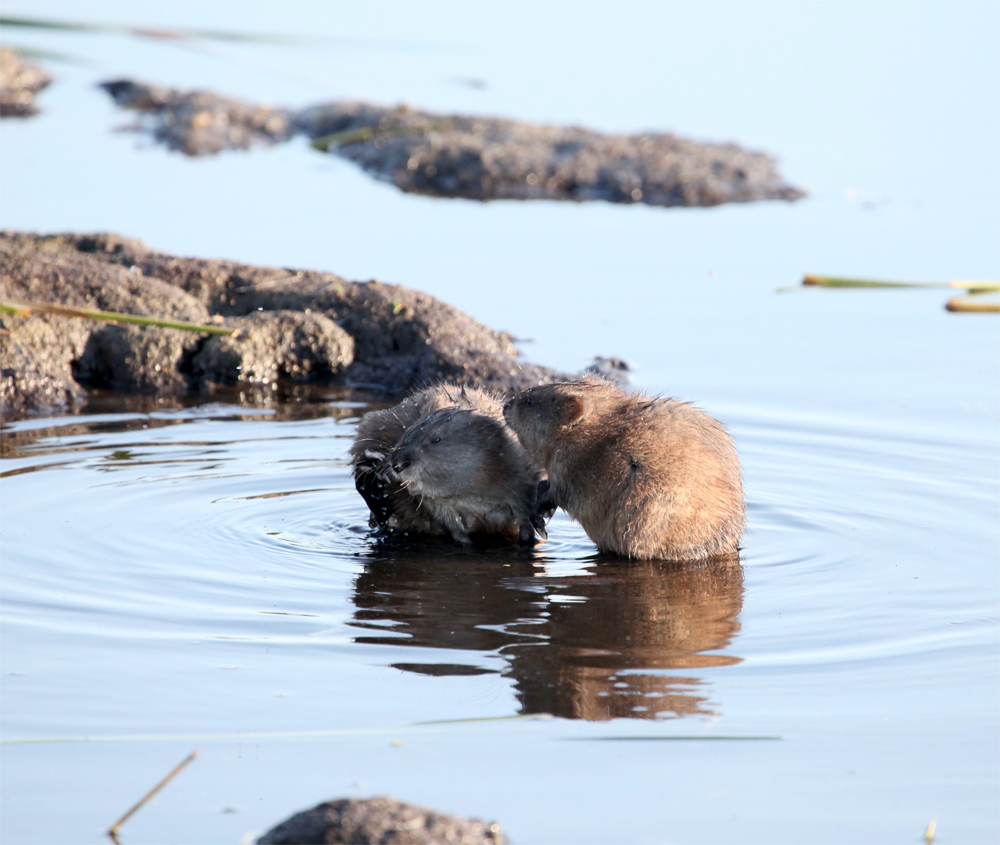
[[502, 393, 533, 418], [391, 450, 412, 474]]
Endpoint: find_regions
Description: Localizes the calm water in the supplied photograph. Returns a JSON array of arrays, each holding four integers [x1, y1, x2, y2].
[[1, 2, 998, 844]]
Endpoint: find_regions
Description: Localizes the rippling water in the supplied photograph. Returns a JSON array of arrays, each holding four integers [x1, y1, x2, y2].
[[2, 392, 996, 843]]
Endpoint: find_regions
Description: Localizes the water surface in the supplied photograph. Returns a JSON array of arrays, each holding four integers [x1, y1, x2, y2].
[[1, 2, 998, 843]]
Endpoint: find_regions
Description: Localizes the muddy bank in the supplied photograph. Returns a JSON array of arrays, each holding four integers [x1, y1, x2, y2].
[[1, 231, 570, 418], [101, 79, 804, 208], [258, 797, 504, 845], [0, 48, 51, 117]]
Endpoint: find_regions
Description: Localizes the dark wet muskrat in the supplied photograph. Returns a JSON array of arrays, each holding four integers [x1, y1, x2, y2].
[[503, 377, 745, 559], [351, 385, 545, 545]]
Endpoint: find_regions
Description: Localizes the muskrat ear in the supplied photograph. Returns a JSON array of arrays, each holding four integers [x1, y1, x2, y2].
[[558, 394, 586, 425]]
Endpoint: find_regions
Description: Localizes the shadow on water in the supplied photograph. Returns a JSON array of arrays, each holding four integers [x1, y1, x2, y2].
[[350, 541, 744, 721]]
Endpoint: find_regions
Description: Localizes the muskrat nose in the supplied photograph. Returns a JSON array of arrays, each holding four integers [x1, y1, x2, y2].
[[392, 459, 410, 473]]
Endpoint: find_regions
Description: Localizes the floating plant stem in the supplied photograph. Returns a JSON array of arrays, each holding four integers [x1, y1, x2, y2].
[[802, 275, 1000, 291], [414, 713, 553, 726], [948, 280, 1000, 292], [1, 298, 241, 336], [924, 819, 937, 844], [562, 735, 782, 741], [3, 44, 95, 66], [107, 749, 199, 841], [2, 714, 552, 745], [798, 275, 1000, 312], [0, 14, 444, 51], [945, 295, 1000, 313], [0, 15, 302, 44]]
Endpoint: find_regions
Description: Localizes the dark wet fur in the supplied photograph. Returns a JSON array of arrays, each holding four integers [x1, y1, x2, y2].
[[351, 385, 545, 546]]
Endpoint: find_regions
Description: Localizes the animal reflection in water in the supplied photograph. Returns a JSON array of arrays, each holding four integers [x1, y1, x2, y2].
[[350, 550, 743, 720]]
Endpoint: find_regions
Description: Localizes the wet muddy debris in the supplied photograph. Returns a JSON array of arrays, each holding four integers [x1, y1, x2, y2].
[[100, 79, 805, 208], [1, 231, 569, 418], [257, 796, 504, 845], [101, 79, 293, 155], [0, 47, 52, 117]]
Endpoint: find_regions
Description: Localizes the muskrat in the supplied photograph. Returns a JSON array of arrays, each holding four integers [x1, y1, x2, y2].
[[351, 385, 545, 545], [503, 378, 745, 559]]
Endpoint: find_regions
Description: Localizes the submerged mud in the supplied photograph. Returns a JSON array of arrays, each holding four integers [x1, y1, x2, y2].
[[0, 231, 569, 417], [0, 48, 52, 117], [101, 79, 804, 208]]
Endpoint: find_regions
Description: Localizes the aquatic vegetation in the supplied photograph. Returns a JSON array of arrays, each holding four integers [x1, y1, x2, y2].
[[107, 750, 199, 844], [800, 274, 1000, 312], [0, 14, 303, 45], [0, 297, 241, 336]]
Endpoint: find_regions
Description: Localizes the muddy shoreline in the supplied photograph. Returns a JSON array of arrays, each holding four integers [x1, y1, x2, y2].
[[1, 231, 572, 418]]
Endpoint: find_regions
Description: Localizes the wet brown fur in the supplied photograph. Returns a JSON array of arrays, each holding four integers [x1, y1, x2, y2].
[[351, 385, 544, 545], [504, 378, 745, 559]]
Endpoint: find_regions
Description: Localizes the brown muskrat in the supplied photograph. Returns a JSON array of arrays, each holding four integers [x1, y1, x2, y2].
[[351, 385, 545, 545], [503, 377, 745, 559]]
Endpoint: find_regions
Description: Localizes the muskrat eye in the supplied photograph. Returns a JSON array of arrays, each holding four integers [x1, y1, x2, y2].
[[431, 436, 441, 444], [524, 397, 534, 406]]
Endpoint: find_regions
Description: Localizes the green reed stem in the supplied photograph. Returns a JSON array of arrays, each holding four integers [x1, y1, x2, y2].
[[802, 274, 999, 291], [311, 120, 453, 151], [1, 298, 240, 336], [0, 15, 301, 43]]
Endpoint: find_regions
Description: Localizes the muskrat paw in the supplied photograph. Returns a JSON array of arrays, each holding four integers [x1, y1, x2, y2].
[[450, 528, 474, 545], [534, 479, 557, 520]]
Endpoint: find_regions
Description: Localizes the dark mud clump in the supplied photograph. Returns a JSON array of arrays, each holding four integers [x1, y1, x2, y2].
[[100, 79, 805, 208], [258, 796, 504, 845], [101, 79, 293, 155], [299, 101, 804, 208], [188, 311, 354, 387], [1, 231, 568, 418], [0, 48, 52, 117]]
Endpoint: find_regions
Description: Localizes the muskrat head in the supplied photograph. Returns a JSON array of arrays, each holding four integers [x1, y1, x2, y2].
[[503, 383, 588, 462], [390, 408, 501, 497]]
